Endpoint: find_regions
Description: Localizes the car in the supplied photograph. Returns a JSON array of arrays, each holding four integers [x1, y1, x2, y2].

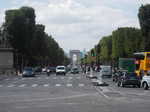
[[117, 72, 141, 88], [56, 66, 66, 75], [42, 67, 47, 72], [71, 67, 79, 74], [22, 67, 35, 77], [46, 67, 56, 76], [141, 75, 150, 90], [86, 74, 97, 79], [100, 65, 112, 78], [34, 67, 42, 75]]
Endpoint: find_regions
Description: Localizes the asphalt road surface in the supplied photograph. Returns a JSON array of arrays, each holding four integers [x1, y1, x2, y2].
[[0, 72, 150, 112]]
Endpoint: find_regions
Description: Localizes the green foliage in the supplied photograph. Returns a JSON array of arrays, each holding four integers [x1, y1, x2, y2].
[[112, 27, 144, 59], [99, 35, 112, 61], [138, 4, 150, 50], [3, 6, 69, 67], [83, 27, 144, 65]]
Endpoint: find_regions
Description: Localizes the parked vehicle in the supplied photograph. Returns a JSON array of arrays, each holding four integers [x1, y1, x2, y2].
[[34, 67, 42, 75], [141, 75, 150, 90], [46, 67, 56, 76], [56, 66, 66, 75], [100, 65, 112, 78], [117, 72, 141, 88], [22, 67, 35, 77]]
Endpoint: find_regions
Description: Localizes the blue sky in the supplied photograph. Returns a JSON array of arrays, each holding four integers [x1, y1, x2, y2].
[[0, 0, 150, 52]]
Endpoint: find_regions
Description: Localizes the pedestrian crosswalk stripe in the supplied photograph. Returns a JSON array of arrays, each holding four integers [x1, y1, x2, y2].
[[43, 84, 49, 87], [53, 77, 57, 79], [32, 84, 38, 87], [67, 84, 72, 87], [19, 84, 26, 87], [77, 77, 81, 79], [0, 85, 3, 87], [56, 84, 61, 87], [68, 77, 73, 79], [79, 84, 84, 87], [8, 84, 15, 87], [45, 77, 49, 79], [6, 79, 9, 81], [61, 77, 64, 79]]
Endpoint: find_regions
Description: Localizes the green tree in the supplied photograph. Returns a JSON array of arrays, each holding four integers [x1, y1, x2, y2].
[[138, 4, 150, 50], [99, 35, 112, 63], [112, 27, 144, 59]]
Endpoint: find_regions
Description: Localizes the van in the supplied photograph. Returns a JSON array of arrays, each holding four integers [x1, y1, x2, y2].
[[56, 66, 66, 75]]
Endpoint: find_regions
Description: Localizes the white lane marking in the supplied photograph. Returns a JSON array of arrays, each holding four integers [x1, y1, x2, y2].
[[53, 77, 57, 79], [101, 87, 111, 92], [8, 84, 15, 87], [19, 84, 26, 87], [76, 77, 81, 79], [61, 77, 64, 79], [45, 77, 49, 79], [22, 78, 25, 80], [12, 81, 18, 84], [43, 84, 49, 87], [55, 84, 61, 87], [79, 84, 84, 87], [95, 87, 110, 99], [31, 84, 38, 87], [67, 84, 72, 87], [0, 85, 3, 87], [0, 93, 98, 102], [68, 77, 73, 79], [5, 79, 9, 81], [14, 78, 19, 80], [37, 77, 41, 79]]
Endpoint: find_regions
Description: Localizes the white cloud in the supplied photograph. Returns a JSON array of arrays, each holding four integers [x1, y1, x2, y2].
[[0, 0, 146, 52], [0, 10, 5, 26]]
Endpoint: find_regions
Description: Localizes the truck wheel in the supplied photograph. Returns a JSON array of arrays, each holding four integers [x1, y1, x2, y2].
[[143, 82, 149, 90]]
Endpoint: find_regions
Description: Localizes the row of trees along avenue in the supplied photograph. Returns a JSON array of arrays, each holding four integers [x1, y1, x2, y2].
[[81, 4, 150, 67], [0, 6, 70, 70]]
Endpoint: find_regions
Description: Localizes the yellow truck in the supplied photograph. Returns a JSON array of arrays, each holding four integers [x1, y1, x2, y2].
[[134, 52, 150, 77]]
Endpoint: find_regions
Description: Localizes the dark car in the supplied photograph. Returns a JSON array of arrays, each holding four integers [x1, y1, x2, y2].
[[71, 68, 79, 74], [22, 67, 35, 77], [117, 72, 141, 88], [34, 67, 42, 75], [46, 67, 56, 76]]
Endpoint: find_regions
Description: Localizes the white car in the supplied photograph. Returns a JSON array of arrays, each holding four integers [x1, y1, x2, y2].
[[141, 75, 150, 90], [56, 66, 66, 75]]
